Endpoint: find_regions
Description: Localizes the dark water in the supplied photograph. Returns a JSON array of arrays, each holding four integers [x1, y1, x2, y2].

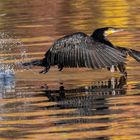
[[0, 0, 140, 140]]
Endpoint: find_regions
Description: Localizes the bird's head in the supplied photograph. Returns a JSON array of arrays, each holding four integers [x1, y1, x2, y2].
[[91, 27, 124, 40]]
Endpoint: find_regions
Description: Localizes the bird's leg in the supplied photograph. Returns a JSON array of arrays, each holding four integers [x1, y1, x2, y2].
[[110, 65, 115, 73], [39, 66, 50, 74], [107, 67, 110, 71], [107, 65, 117, 72], [58, 64, 64, 71], [114, 66, 117, 71], [118, 64, 127, 77]]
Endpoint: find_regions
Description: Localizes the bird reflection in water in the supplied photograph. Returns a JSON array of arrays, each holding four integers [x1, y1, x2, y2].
[[41, 76, 127, 139], [43, 76, 126, 103]]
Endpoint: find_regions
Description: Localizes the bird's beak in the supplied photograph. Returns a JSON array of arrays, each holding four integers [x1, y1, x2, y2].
[[105, 28, 124, 36], [113, 28, 124, 33]]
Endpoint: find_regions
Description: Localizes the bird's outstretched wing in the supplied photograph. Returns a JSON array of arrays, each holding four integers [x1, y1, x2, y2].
[[47, 32, 126, 69]]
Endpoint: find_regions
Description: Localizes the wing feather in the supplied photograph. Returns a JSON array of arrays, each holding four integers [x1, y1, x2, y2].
[[88, 51, 95, 68], [98, 49, 113, 67], [91, 49, 100, 69], [48, 32, 125, 70], [86, 50, 92, 68], [94, 49, 104, 68]]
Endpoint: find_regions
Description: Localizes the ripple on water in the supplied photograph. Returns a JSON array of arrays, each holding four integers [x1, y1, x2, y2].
[[0, 76, 139, 140]]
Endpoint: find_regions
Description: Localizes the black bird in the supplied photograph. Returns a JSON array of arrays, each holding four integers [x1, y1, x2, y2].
[[22, 27, 140, 75]]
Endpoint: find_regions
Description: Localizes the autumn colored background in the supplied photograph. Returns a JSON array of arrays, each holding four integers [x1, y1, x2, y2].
[[0, 0, 140, 140]]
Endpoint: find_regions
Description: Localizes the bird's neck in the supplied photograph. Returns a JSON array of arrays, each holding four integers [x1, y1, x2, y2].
[[100, 38, 114, 47], [91, 34, 114, 47], [91, 32, 104, 41]]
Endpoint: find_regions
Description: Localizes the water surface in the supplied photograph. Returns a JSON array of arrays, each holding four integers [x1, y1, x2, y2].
[[0, 0, 140, 140]]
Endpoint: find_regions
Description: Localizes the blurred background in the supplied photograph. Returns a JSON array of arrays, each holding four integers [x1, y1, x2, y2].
[[0, 0, 139, 140]]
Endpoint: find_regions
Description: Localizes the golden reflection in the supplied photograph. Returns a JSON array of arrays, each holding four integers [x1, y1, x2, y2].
[[66, 0, 135, 50], [67, 0, 96, 32], [96, 0, 129, 27], [21, 36, 54, 43], [17, 25, 46, 28], [98, 0, 132, 48]]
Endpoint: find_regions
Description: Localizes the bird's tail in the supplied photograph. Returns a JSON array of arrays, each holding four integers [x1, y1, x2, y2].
[[22, 49, 51, 73], [22, 59, 43, 67], [116, 46, 140, 62], [22, 58, 51, 73], [127, 49, 140, 62]]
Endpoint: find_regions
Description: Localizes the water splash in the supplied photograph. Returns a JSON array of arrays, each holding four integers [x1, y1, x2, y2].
[[0, 75, 15, 95], [0, 32, 27, 77]]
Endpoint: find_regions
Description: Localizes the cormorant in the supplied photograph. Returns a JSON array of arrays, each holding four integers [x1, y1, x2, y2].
[[22, 27, 140, 75]]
